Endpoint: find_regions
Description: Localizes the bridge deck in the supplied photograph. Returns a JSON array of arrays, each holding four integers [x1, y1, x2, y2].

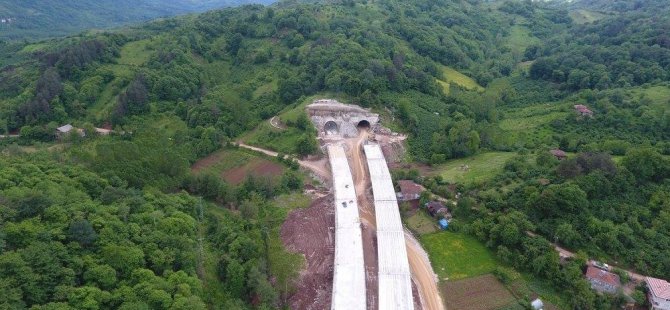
[[327, 144, 366, 310], [364, 144, 414, 310]]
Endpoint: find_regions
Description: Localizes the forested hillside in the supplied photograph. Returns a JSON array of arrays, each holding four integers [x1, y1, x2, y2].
[[0, 0, 276, 40], [1, 0, 669, 309]]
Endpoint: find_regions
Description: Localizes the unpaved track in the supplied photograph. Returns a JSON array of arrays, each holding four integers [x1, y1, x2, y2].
[[346, 131, 379, 309], [236, 142, 330, 180], [347, 130, 444, 310]]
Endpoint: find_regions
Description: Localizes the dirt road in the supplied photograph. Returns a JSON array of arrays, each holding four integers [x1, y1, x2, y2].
[[405, 230, 444, 310], [526, 231, 647, 283], [346, 130, 444, 310], [236, 142, 330, 180]]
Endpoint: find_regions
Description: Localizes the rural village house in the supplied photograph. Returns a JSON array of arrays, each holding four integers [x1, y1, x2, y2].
[[646, 277, 670, 310], [585, 265, 621, 294], [56, 124, 84, 138], [397, 180, 423, 202], [574, 104, 594, 117], [550, 149, 567, 160]]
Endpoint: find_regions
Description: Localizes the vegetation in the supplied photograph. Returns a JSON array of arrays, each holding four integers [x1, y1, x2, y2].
[[1, 0, 670, 309], [421, 232, 498, 281], [0, 0, 276, 41]]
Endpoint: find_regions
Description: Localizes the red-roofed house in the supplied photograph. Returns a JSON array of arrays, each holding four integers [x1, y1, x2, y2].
[[397, 180, 423, 202], [574, 104, 594, 117], [585, 265, 621, 294], [646, 277, 670, 310], [550, 149, 567, 160]]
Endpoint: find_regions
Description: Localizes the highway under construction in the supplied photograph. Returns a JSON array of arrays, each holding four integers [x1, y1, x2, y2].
[[312, 100, 444, 310]]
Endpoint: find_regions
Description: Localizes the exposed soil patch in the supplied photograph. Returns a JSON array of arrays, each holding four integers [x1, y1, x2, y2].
[[190, 152, 222, 173], [223, 160, 284, 185], [281, 194, 335, 310], [443, 274, 516, 310]]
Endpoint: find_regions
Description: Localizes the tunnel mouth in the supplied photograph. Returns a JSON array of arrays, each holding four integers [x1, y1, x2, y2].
[[356, 120, 371, 131], [324, 121, 339, 135]]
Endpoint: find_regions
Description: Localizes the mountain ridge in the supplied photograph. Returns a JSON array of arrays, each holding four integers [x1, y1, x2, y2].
[[0, 0, 276, 41]]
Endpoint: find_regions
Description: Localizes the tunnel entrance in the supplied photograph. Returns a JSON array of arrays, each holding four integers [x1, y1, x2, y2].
[[324, 121, 339, 135], [357, 120, 371, 131]]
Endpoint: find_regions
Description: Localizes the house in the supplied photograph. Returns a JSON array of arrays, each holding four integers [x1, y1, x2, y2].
[[585, 265, 621, 294], [397, 180, 423, 202], [550, 149, 567, 160], [646, 277, 670, 310], [56, 124, 85, 138], [438, 218, 449, 230], [574, 104, 594, 117], [425, 201, 449, 217], [531, 298, 544, 310]]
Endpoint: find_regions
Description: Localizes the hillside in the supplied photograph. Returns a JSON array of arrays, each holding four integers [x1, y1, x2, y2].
[[0, 0, 276, 40], [0, 0, 669, 309]]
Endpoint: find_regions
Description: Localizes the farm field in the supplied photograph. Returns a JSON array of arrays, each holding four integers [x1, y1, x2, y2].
[[442, 274, 517, 310], [191, 147, 284, 184], [421, 231, 498, 281], [569, 9, 608, 24], [433, 152, 517, 185]]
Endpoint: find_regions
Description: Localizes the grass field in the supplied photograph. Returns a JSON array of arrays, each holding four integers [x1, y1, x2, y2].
[[500, 103, 567, 132], [433, 152, 517, 185], [443, 274, 517, 310], [630, 85, 670, 106], [89, 39, 153, 120], [569, 9, 608, 24], [437, 66, 484, 94], [405, 210, 439, 235], [505, 25, 541, 55], [421, 231, 498, 281]]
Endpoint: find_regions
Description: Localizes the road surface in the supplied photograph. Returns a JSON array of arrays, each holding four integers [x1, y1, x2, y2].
[[347, 131, 445, 310], [239, 137, 446, 310]]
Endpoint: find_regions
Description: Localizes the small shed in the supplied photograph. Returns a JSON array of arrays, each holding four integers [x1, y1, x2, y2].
[[425, 201, 449, 217], [438, 219, 449, 230], [56, 124, 74, 133], [56, 124, 85, 138], [531, 298, 544, 310]]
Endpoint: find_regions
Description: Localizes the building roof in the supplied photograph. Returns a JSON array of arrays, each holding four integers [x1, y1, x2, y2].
[[531, 298, 544, 310], [425, 201, 445, 210], [550, 149, 567, 158], [574, 104, 593, 114], [646, 277, 670, 299], [585, 266, 621, 287], [398, 180, 423, 198], [56, 124, 74, 133]]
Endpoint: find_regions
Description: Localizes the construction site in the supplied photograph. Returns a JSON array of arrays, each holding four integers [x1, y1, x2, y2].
[[281, 99, 443, 310]]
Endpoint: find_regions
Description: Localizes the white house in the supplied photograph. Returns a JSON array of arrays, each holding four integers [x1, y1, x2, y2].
[[647, 277, 670, 310]]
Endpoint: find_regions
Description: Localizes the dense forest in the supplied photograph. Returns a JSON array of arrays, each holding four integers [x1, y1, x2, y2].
[[1, 0, 670, 309]]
